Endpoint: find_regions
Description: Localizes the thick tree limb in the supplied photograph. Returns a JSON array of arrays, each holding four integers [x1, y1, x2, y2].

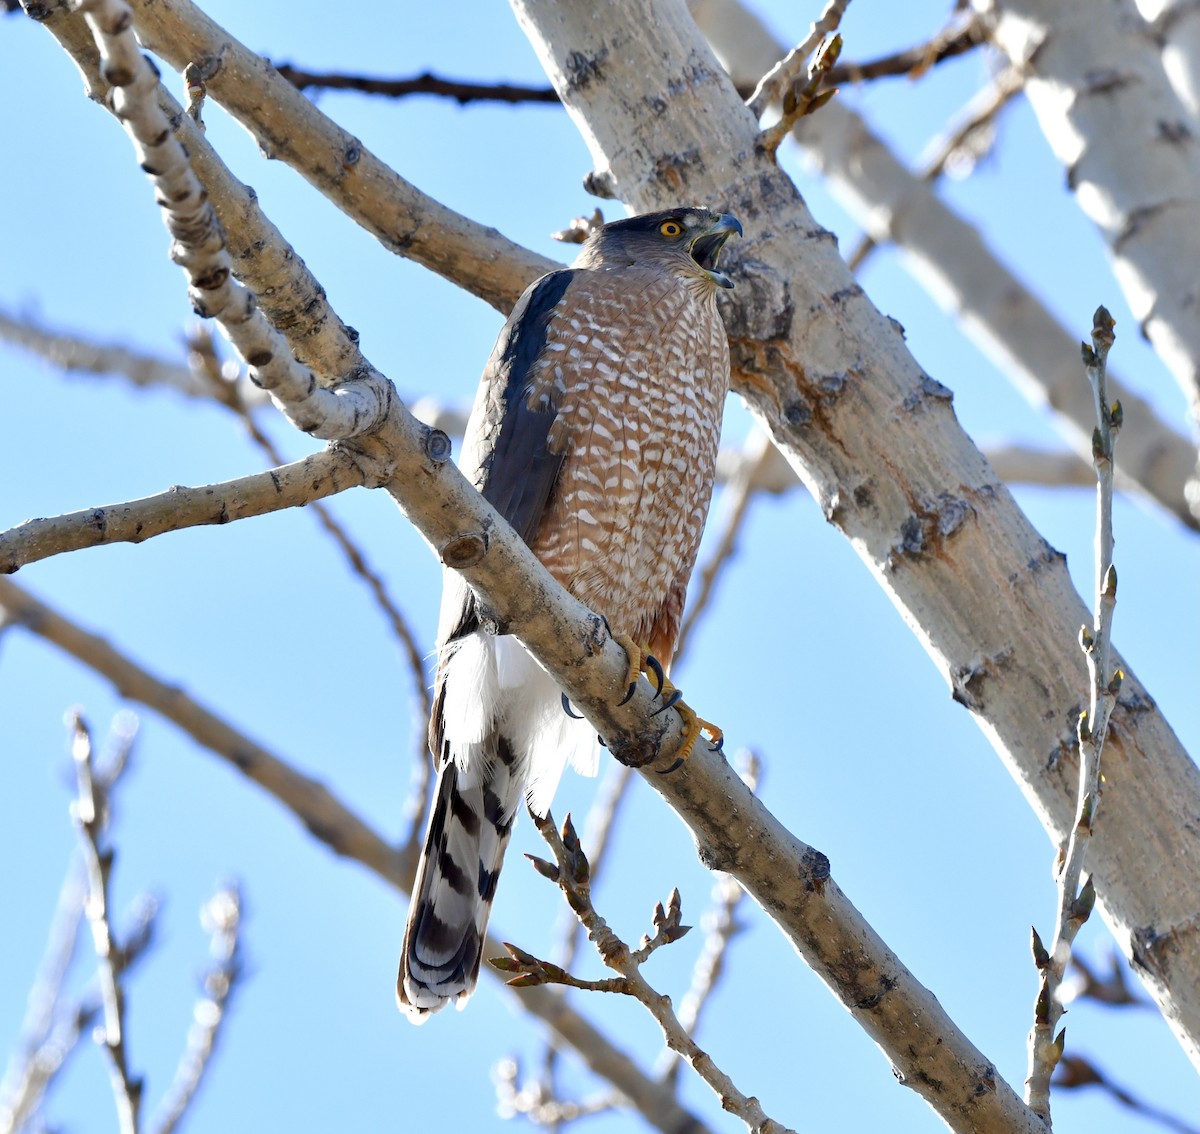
[[1146, 0, 1200, 121], [978, 0, 1200, 437], [695, 0, 1200, 530], [122, 0, 556, 317], [512, 0, 1200, 1079]]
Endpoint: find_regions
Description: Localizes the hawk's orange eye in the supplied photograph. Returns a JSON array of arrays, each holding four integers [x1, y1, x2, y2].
[[659, 220, 684, 237]]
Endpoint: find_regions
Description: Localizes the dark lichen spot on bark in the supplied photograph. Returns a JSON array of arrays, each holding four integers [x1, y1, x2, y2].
[[830, 284, 863, 306], [897, 515, 925, 557], [1083, 67, 1133, 96], [1158, 118, 1192, 144], [801, 846, 830, 893], [951, 665, 985, 711], [564, 48, 609, 93], [784, 400, 812, 427]]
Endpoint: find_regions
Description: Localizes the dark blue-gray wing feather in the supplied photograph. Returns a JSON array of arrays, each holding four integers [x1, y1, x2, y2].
[[442, 270, 575, 642], [471, 268, 575, 538]]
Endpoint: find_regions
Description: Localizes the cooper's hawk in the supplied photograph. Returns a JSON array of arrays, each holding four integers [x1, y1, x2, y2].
[[398, 207, 741, 1020]]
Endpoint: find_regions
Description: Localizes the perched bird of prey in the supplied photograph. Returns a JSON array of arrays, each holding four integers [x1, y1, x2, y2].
[[398, 207, 741, 1021]]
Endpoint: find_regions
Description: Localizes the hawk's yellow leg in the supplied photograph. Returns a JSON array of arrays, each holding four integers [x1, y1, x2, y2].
[[610, 630, 723, 772]]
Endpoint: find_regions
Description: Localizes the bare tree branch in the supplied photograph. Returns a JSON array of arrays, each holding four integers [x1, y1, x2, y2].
[[0, 715, 143, 1134], [518, 0, 1200, 1088], [1025, 308, 1121, 1120], [0, 578, 714, 1134], [117, 0, 556, 317], [746, 0, 850, 118], [0, 309, 265, 405], [149, 885, 243, 1134], [0, 450, 364, 573], [824, 11, 987, 85], [1054, 1054, 1200, 1134], [979, 0, 1200, 442], [499, 813, 794, 1134], [696, 0, 1200, 531], [845, 66, 1024, 272], [68, 710, 143, 1134], [274, 63, 562, 104], [982, 445, 1095, 489]]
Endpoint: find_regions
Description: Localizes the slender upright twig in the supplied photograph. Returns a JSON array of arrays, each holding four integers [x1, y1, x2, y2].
[[150, 885, 243, 1134], [746, 0, 850, 119], [69, 711, 143, 1134], [1024, 307, 1123, 1123], [494, 813, 796, 1134], [0, 859, 88, 1133]]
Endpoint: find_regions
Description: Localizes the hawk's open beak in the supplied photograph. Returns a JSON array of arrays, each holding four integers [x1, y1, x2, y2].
[[689, 214, 743, 289]]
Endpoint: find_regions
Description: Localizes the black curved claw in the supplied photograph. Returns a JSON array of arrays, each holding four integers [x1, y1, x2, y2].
[[618, 680, 637, 707], [656, 756, 686, 775], [644, 654, 666, 698], [651, 688, 684, 717], [561, 692, 584, 720], [597, 735, 608, 748], [599, 613, 614, 636], [708, 734, 725, 754]]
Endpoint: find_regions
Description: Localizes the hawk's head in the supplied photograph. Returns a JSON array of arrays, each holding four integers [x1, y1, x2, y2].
[[576, 207, 743, 290]]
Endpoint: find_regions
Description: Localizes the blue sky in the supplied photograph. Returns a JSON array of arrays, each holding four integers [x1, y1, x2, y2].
[[1, 2, 1197, 1132]]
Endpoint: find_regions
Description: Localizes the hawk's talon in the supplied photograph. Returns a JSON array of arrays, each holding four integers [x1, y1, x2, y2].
[[644, 653, 666, 699], [651, 688, 684, 716], [561, 693, 584, 720], [602, 625, 721, 770]]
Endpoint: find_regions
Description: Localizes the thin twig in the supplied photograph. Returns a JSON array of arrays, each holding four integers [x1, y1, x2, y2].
[[1054, 1054, 1200, 1134], [0, 308, 265, 405], [659, 751, 760, 1086], [0, 893, 156, 1134], [1024, 307, 1122, 1122], [846, 67, 1022, 272], [0, 859, 88, 1133], [267, 22, 986, 109], [495, 812, 795, 1134], [150, 884, 243, 1134], [1060, 951, 1152, 1009], [746, 0, 850, 118], [274, 63, 562, 104], [824, 13, 986, 86], [493, 1057, 618, 1127], [68, 710, 143, 1134], [0, 714, 148, 1134]]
